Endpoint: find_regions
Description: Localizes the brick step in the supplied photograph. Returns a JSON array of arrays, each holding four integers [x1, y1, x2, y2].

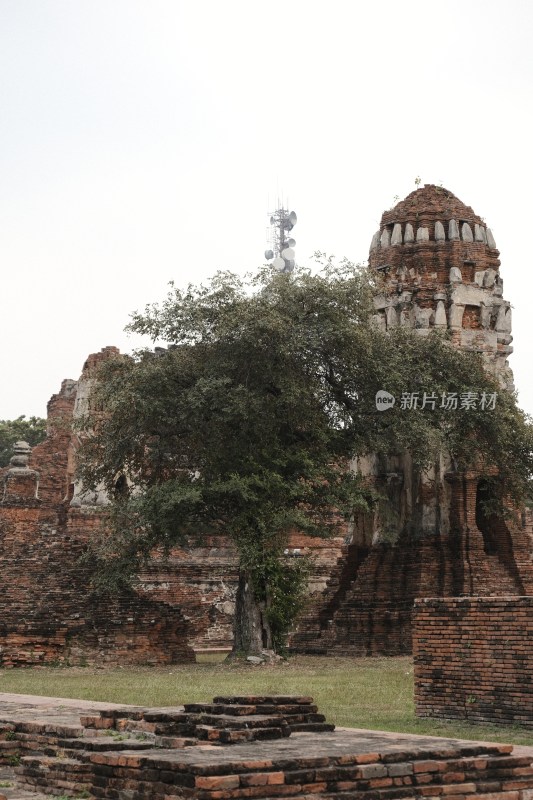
[[83, 743, 533, 800], [137, 717, 295, 739], [76, 695, 335, 756], [221, 727, 289, 744], [282, 713, 327, 725], [114, 718, 162, 735], [187, 766, 533, 800], [0, 741, 19, 754], [52, 736, 157, 752], [7, 722, 86, 738], [81, 709, 148, 728], [16, 755, 91, 774], [145, 721, 197, 736], [125, 708, 184, 721], [184, 703, 257, 716], [184, 702, 319, 716], [195, 724, 291, 743], [212, 695, 314, 705], [185, 713, 292, 731], [4, 726, 154, 751], [154, 735, 198, 748], [15, 756, 93, 797], [287, 722, 335, 732], [19, 765, 86, 776]]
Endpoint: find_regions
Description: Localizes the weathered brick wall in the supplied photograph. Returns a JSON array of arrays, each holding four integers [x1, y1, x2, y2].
[[0, 363, 346, 659], [138, 537, 240, 649], [291, 530, 462, 656], [138, 533, 346, 651], [0, 385, 195, 666], [414, 596, 533, 726], [290, 474, 533, 656], [4, 360, 533, 663], [0, 505, 194, 666], [29, 379, 77, 504]]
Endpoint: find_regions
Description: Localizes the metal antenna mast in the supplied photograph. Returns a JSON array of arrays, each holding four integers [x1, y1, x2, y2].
[[264, 206, 297, 273]]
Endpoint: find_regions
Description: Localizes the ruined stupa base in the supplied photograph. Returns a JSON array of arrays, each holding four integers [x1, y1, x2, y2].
[[1, 693, 533, 800]]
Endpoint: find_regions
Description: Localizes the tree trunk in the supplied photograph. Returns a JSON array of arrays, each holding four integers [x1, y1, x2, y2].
[[232, 568, 273, 655]]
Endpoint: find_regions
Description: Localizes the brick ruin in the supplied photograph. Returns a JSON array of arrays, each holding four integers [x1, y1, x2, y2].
[[1, 183, 532, 666], [370, 184, 513, 388], [2, 693, 533, 800], [0, 371, 194, 667], [290, 184, 533, 655], [0, 350, 345, 665], [414, 597, 533, 726]]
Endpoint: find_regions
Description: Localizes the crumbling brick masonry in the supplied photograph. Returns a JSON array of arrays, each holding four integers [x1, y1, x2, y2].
[[414, 596, 533, 726]]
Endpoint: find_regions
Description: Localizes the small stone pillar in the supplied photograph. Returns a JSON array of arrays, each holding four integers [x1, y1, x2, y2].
[[2, 441, 40, 503]]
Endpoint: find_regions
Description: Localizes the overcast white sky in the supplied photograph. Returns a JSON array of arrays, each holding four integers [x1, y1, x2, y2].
[[1, 0, 532, 419]]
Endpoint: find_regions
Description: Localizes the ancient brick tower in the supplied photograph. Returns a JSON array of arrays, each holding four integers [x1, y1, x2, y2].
[[290, 185, 533, 656], [368, 184, 513, 390]]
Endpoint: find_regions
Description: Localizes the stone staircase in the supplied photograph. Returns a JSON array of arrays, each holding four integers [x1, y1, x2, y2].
[[81, 694, 333, 744], [289, 541, 372, 654], [1, 695, 333, 796]]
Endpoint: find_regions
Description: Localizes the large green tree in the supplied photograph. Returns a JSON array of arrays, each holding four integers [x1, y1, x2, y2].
[[0, 416, 47, 467], [76, 263, 533, 654]]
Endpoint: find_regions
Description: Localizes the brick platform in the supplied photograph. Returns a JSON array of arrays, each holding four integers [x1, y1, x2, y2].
[[1, 693, 533, 800]]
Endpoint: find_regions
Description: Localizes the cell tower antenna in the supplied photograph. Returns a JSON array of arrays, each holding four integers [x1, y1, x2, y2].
[[264, 201, 297, 273]]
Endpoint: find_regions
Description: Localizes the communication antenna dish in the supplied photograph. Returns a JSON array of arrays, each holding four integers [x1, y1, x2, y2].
[[265, 204, 297, 273]]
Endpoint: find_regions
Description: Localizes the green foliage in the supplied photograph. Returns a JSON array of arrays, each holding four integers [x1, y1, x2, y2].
[[250, 549, 312, 653], [0, 415, 47, 467], [76, 262, 533, 650], [77, 263, 380, 608], [54, 794, 90, 800]]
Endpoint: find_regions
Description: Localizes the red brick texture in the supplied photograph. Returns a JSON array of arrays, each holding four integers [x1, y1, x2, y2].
[[0, 352, 348, 661], [2, 694, 532, 800], [290, 479, 533, 656], [0, 375, 195, 667], [0, 505, 194, 666], [413, 597, 533, 726], [370, 185, 501, 296]]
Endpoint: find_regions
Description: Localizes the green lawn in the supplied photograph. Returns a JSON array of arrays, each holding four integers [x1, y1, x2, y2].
[[1, 655, 532, 746]]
